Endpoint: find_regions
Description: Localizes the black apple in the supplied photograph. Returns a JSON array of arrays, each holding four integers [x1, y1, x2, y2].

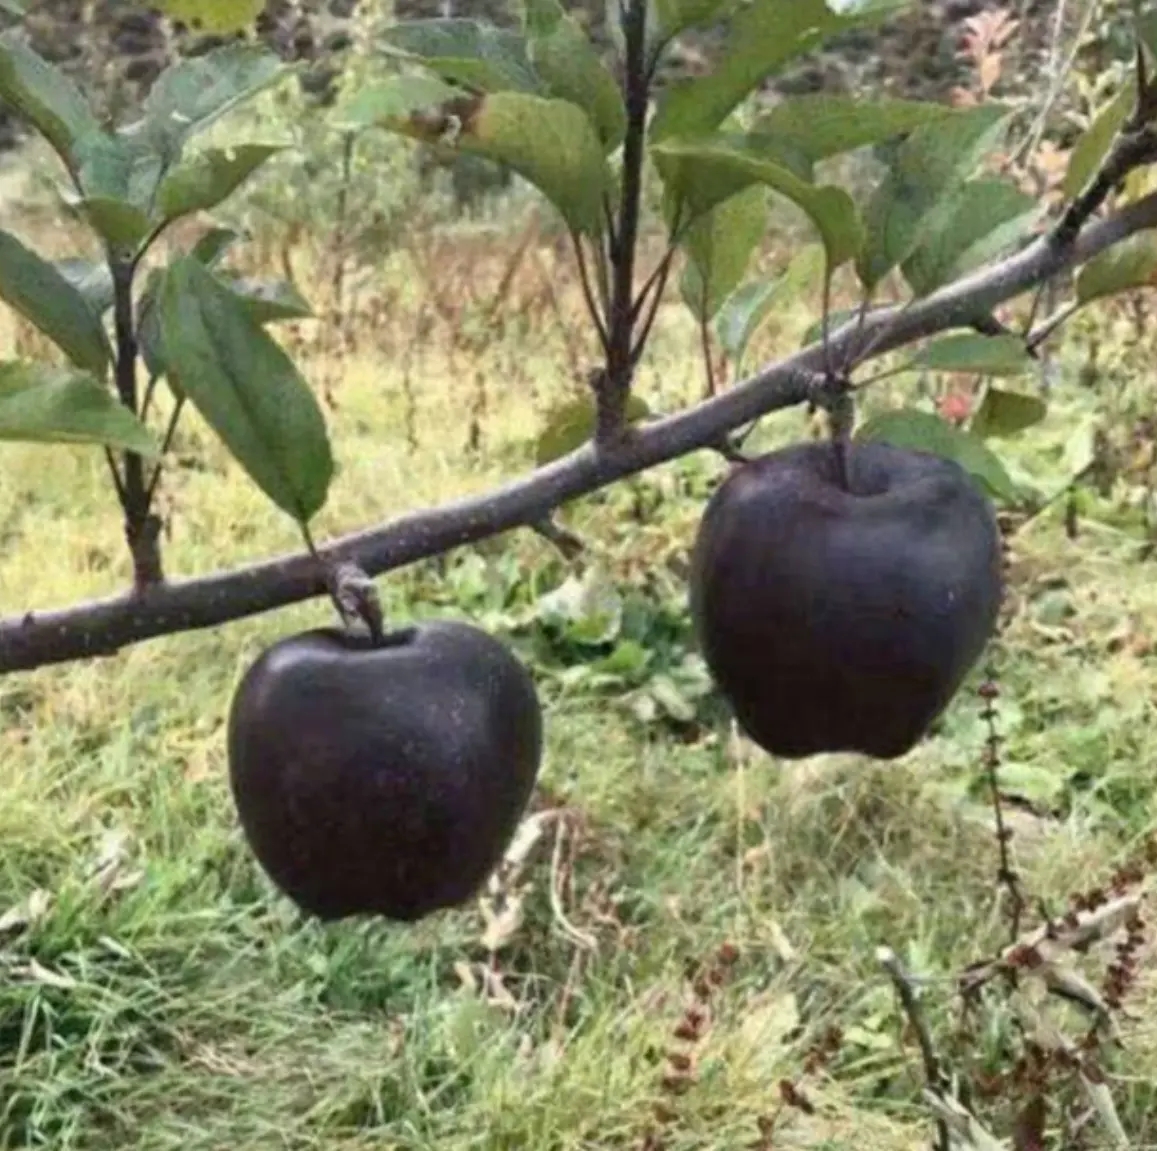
[[227, 619, 543, 922], [689, 440, 1003, 760]]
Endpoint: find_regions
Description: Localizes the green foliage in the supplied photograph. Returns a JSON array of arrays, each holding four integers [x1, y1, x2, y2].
[[158, 258, 334, 525], [906, 332, 1034, 377], [968, 386, 1048, 440], [1063, 80, 1135, 201], [1075, 230, 1157, 303], [0, 362, 155, 453], [150, 0, 264, 34], [0, 229, 111, 377], [855, 407, 1020, 504], [535, 394, 652, 465], [680, 186, 769, 322]]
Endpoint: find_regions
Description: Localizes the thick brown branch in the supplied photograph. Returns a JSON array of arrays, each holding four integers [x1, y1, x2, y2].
[[3, 193, 1157, 675]]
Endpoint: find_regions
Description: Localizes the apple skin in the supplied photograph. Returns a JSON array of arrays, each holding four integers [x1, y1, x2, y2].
[[226, 620, 543, 923], [689, 441, 1003, 760]]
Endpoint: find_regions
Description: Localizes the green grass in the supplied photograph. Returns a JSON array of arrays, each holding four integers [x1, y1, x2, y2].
[[2, 233, 1157, 1150]]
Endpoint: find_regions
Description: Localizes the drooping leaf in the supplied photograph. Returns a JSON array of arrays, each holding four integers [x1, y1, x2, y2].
[[716, 243, 823, 372], [77, 196, 152, 251], [1075, 230, 1157, 303], [680, 185, 769, 322], [652, 0, 736, 43], [156, 144, 284, 224], [1063, 80, 1135, 202], [649, 0, 909, 142], [71, 129, 166, 210], [856, 104, 1011, 292], [135, 44, 285, 159], [0, 31, 99, 168], [55, 257, 115, 316], [150, 0, 264, 33], [524, 0, 625, 150], [653, 137, 862, 270], [536, 393, 651, 465], [855, 407, 1020, 503], [159, 257, 334, 523], [969, 385, 1047, 439], [346, 83, 611, 236], [0, 229, 111, 376], [902, 176, 1042, 296], [380, 18, 542, 94], [337, 72, 462, 128], [0, 361, 156, 454], [910, 332, 1033, 377], [752, 94, 957, 165], [136, 269, 168, 381], [222, 277, 314, 324]]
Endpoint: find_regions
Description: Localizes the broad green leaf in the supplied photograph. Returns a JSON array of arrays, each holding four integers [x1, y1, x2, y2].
[[159, 257, 333, 523], [72, 129, 166, 209], [337, 73, 462, 128], [380, 19, 542, 94], [969, 385, 1047, 439], [524, 0, 625, 151], [55, 257, 115, 316], [536, 394, 650, 465], [136, 269, 168, 380], [653, 138, 862, 270], [855, 407, 1019, 503], [752, 95, 957, 165], [191, 226, 245, 267], [156, 144, 284, 224], [1139, 11, 1157, 66], [0, 229, 110, 376], [800, 305, 860, 348], [223, 277, 314, 324], [350, 85, 611, 236], [1075, 230, 1157, 303], [77, 196, 152, 251], [910, 332, 1033, 377], [856, 104, 1011, 292], [649, 0, 909, 142], [680, 185, 769, 321], [1063, 81, 1135, 202], [902, 176, 1041, 296], [716, 243, 823, 371], [0, 32, 99, 168], [0, 361, 156, 454], [135, 44, 285, 159], [151, 0, 264, 33]]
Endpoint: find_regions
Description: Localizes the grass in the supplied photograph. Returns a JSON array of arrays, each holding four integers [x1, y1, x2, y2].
[[1, 207, 1157, 1150]]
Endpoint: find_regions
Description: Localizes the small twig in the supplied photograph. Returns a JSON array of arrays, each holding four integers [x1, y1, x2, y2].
[[698, 312, 717, 398], [570, 233, 611, 354], [531, 516, 585, 560], [143, 394, 186, 510], [877, 947, 951, 1151]]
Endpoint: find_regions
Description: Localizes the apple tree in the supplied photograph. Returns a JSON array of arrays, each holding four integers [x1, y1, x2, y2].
[[3, 0, 1157, 1143]]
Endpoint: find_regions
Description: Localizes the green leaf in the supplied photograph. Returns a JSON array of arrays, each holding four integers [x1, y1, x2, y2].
[[680, 185, 769, 322], [223, 277, 314, 324], [349, 85, 611, 236], [380, 18, 542, 94], [0, 31, 99, 168], [856, 104, 1011, 292], [752, 94, 957, 165], [191, 226, 245, 267], [716, 243, 823, 372], [653, 137, 862, 270], [159, 257, 333, 523], [1063, 81, 1135, 202], [969, 386, 1047, 439], [0, 1, 27, 16], [55, 257, 115, 316], [136, 269, 168, 381], [337, 73, 462, 128], [800, 305, 860, 348], [0, 228, 111, 376], [1075, 230, 1157, 303], [72, 130, 166, 210], [1139, 10, 1157, 66], [855, 407, 1019, 503], [649, 0, 908, 142], [0, 361, 156, 454], [524, 0, 625, 151], [77, 196, 152, 251], [909, 332, 1033, 377], [156, 144, 284, 224], [135, 44, 285, 159], [902, 176, 1042, 296], [151, 0, 264, 33], [536, 394, 650, 465]]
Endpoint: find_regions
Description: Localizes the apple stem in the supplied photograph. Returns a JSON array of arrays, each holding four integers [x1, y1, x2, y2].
[[330, 562, 387, 646], [828, 383, 855, 494]]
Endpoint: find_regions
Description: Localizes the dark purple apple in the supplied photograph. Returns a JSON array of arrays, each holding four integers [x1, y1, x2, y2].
[[689, 440, 1003, 760], [226, 619, 543, 922]]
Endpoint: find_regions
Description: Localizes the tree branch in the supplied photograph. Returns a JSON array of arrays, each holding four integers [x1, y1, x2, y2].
[[4, 193, 1157, 675]]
